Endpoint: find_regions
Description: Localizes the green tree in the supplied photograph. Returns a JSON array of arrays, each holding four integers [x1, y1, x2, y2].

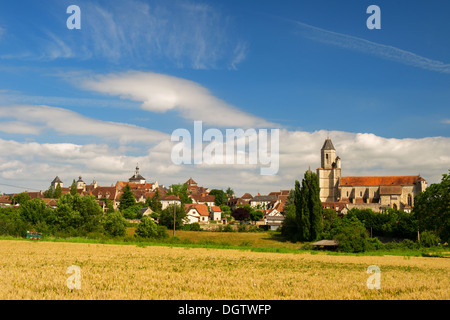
[[330, 216, 371, 253], [226, 187, 234, 197], [220, 204, 232, 220], [43, 186, 54, 198], [146, 189, 162, 213], [70, 179, 77, 196], [284, 170, 322, 242], [209, 189, 227, 206], [281, 189, 299, 241], [414, 171, 450, 242], [102, 211, 127, 237], [121, 204, 142, 220], [11, 192, 31, 206], [55, 193, 103, 233], [54, 184, 62, 199], [135, 216, 158, 238], [158, 204, 187, 230], [19, 198, 54, 226], [119, 184, 136, 211], [0, 207, 30, 237], [168, 184, 192, 204], [250, 209, 264, 223]]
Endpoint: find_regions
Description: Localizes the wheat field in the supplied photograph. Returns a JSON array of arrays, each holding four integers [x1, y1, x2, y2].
[[0, 240, 448, 300]]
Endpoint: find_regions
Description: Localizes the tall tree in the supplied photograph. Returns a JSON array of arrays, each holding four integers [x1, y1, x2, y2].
[[288, 169, 322, 242], [209, 189, 227, 206], [158, 204, 186, 230], [168, 184, 192, 204], [119, 184, 136, 211], [70, 179, 77, 196], [146, 189, 162, 212], [308, 170, 322, 241], [226, 187, 234, 197], [54, 184, 62, 199]]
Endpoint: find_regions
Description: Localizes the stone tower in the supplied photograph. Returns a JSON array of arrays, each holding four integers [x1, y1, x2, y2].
[[317, 138, 341, 202], [51, 176, 63, 192]]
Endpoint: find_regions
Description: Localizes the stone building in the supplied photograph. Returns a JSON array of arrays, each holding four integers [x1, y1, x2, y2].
[[316, 138, 427, 213]]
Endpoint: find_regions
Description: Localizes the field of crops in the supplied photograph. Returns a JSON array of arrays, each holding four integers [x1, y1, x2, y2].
[[0, 239, 448, 300]]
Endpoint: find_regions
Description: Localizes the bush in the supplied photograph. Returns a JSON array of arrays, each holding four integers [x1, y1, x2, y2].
[[156, 225, 169, 239], [102, 211, 127, 237], [183, 223, 202, 231], [331, 216, 371, 253], [400, 238, 417, 250], [367, 237, 384, 251], [420, 231, 441, 247], [219, 225, 234, 232], [135, 216, 158, 238]]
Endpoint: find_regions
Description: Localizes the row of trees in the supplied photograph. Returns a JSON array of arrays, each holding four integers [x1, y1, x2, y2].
[[282, 170, 322, 243]]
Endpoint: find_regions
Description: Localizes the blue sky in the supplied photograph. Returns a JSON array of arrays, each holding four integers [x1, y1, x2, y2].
[[0, 0, 449, 195]]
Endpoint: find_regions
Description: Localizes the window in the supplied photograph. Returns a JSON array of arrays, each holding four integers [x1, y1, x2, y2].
[[360, 191, 362, 197]]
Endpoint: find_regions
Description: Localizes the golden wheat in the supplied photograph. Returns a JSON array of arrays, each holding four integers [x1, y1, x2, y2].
[[0, 240, 448, 300]]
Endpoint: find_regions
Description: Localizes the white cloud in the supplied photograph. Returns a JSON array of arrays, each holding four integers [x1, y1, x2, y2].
[[80, 71, 275, 128], [0, 104, 168, 144], [1, 125, 448, 196], [293, 20, 450, 74], [442, 119, 450, 124]]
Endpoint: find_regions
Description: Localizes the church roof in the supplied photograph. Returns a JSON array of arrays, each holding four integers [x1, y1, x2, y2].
[[321, 138, 335, 150], [52, 176, 62, 183], [129, 173, 146, 181], [340, 175, 424, 186]]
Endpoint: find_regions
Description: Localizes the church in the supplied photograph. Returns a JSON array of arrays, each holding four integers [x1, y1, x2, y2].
[[316, 138, 427, 213]]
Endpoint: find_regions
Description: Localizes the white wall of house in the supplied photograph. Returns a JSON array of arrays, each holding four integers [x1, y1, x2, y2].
[[161, 199, 181, 210]]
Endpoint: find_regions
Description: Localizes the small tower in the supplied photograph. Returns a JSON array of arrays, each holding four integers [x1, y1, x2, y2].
[[51, 176, 63, 192], [321, 138, 336, 169], [317, 138, 341, 202], [76, 176, 86, 191], [129, 164, 146, 184]]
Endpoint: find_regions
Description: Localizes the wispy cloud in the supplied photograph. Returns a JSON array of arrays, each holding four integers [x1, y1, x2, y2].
[[293, 20, 450, 74], [442, 119, 450, 124], [0, 0, 247, 69], [78, 71, 275, 128]]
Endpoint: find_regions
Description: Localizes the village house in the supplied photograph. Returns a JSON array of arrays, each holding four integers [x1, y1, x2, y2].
[[227, 192, 253, 210], [184, 178, 210, 196], [184, 203, 210, 224], [210, 206, 222, 222], [160, 194, 182, 210], [249, 194, 277, 209], [190, 193, 215, 207]]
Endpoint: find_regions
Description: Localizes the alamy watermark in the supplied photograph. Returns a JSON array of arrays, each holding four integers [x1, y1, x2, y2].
[[66, 265, 81, 290], [171, 121, 279, 175], [366, 265, 381, 290]]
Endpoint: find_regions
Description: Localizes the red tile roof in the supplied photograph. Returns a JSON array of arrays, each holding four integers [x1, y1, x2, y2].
[[340, 175, 423, 186], [185, 203, 209, 216]]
